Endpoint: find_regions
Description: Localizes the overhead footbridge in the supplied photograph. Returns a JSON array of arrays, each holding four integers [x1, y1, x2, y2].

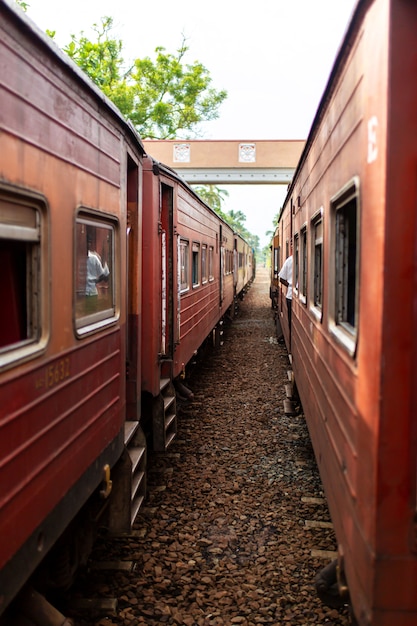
[[141, 139, 305, 185]]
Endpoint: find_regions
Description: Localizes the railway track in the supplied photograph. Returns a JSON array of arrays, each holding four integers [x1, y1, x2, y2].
[[65, 268, 351, 625]]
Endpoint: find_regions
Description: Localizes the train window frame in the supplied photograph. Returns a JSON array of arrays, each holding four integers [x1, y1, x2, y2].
[[192, 241, 200, 288], [299, 224, 307, 305], [329, 178, 360, 356], [310, 209, 324, 322], [201, 244, 208, 284], [74, 210, 118, 336], [208, 245, 214, 281], [0, 184, 49, 370], [229, 249, 234, 274], [293, 233, 300, 297], [273, 237, 280, 282], [238, 250, 244, 271], [180, 238, 190, 293]]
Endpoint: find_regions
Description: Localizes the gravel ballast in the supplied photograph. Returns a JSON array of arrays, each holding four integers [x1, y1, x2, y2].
[[71, 268, 351, 626]]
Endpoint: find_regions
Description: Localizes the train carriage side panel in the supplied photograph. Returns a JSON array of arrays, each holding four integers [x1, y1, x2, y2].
[[0, 0, 144, 613], [220, 221, 235, 318], [279, 0, 417, 623], [175, 182, 229, 377], [371, 0, 417, 621], [290, 1, 388, 620]]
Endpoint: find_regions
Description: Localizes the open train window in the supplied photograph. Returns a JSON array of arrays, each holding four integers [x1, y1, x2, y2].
[[208, 246, 214, 281], [294, 234, 300, 295], [329, 179, 360, 355], [192, 242, 200, 287], [239, 251, 244, 270], [202, 245, 208, 284], [75, 213, 117, 334], [180, 239, 190, 292], [310, 211, 323, 320], [299, 226, 307, 304], [229, 249, 235, 274], [273, 245, 280, 280], [0, 188, 47, 368]]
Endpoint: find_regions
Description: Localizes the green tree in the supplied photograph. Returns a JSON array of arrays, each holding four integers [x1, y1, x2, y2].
[[64, 18, 227, 139], [64, 18, 134, 116], [15, 0, 29, 10], [130, 43, 227, 139], [193, 186, 259, 254], [192, 185, 229, 217], [225, 209, 248, 234]]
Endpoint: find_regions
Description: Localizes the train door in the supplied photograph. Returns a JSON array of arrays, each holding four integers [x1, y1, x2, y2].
[[108, 152, 147, 535], [160, 183, 174, 359], [126, 156, 141, 421]]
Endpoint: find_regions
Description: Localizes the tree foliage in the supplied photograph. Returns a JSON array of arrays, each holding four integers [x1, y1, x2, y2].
[[192, 185, 229, 216], [15, 0, 28, 10], [63, 17, 227, 139], [193, 185, 260, 252]]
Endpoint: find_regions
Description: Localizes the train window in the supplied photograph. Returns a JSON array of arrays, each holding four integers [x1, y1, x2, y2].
[[202, 245, 208, 284], [75, 215, 116, 334], [180, 239, 190, 292], [0, 190, 46, 365], [229, 250, 234, 274], [208, 246, 214, 281], [311, 214, 323, 316], [192, 242, 200, 287], [330, 180, 360, 354], [300, 226, 307, 304], [294, 234, 300, 295], [273, 246, 280, 280]]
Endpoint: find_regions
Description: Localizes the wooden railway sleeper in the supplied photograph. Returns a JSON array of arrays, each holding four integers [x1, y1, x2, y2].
[[16, 586, 74, 626]]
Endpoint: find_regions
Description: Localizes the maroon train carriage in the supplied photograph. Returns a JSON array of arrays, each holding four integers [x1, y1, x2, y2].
[[270, 225, 280, 311], [270, 211, 292, 344], [274, 0, 417, 624], [234, 233, 254, 304], [141, 156, 250, 452], [0, 0, 255, 619], [0, 0, 145, 617]]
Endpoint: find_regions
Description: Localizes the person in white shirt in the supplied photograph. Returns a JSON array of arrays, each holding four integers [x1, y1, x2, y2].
[[278, 253, 293, 344], [86, 239, 110, 297]]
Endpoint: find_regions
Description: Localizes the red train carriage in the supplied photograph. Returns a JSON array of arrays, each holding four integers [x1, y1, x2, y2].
[[271, 206, 292, 346], [275, 0, 417, 624], [0, 0, 254, 618], [234, 234, 254, 302], [270, 226, 280, 310], [141, 156, 239, 451], [0, 0, 144, 616]]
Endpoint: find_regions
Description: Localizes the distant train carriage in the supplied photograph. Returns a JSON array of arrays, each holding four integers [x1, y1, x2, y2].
[[270, 225, 280, 310], [234, 234, 254, 300], [273, 0, 417, 624], [141, 156, 238, 451], [271, 205, 292, 346]]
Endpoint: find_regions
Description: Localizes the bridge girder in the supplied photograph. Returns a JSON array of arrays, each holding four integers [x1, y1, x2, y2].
[[174, 167, 295, 185]]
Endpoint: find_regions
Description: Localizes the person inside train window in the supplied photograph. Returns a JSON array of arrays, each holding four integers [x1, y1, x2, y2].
[[86, 235, 110, 297], [278, 247, 293, 344]]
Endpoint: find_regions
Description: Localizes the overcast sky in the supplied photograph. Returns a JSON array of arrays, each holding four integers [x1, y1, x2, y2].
[[27, 0, 358, 249]]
